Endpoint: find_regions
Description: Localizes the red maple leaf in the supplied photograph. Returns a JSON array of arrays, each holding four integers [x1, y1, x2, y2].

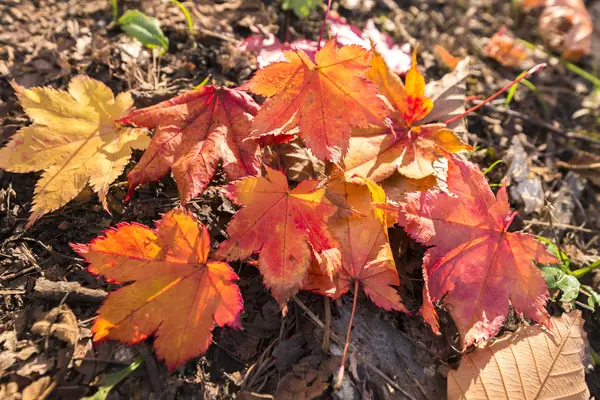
[[215, 167, 341, 306], [72, 209, 243, 370], [387, 155, 557, 346], [118, 85, 261, 204], [242, 39, 389, 163]]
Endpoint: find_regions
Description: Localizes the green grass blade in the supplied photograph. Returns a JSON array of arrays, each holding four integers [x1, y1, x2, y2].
[[166, 0, 194, 35]]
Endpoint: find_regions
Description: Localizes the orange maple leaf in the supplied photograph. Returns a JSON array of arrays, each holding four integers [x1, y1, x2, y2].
[[72, 209, 243, 370], [215, 166, 341, 306], [386, 155, 557, 346], [118, 85, 261, 204], [434, 44, 462, 70], [304, 170, 406, 312], [483, 26, 529, 68], [242, 39, 389, 163], [343, 51, 471, 182]]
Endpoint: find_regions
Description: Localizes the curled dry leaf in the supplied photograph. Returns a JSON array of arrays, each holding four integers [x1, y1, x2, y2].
[[215, 167, 342, 306], [262, 138, 326, 182], [72, 208, 243, 370], [344, 51, 471, 182], [118, 85, 261, 204], [275, 355, 340, 400], [32, 304, 79, 347], [242, 39, 389, 163], [0, 76, 150, 227], [434, 44, 462, 70], [483, 26, 529, 68], [385, 155, 557, 346], [539, 0, 593, 61], [448, 311, 590, 400], [304, 170, 406, 312]]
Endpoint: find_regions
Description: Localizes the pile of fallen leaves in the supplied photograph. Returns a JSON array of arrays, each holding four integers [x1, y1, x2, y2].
[[0, 13, 594, 399]]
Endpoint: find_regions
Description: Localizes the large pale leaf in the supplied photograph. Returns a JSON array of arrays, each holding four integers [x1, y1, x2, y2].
[[448, 311, 589, 400]]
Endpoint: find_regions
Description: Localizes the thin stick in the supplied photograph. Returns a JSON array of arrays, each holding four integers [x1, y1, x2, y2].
[[523, 220, 598, 234], [293, 296, 417, 400], [556, 161, 600, 170], [317, 0, 333, 50], [444, 63, 546, 126], [335, 280, 359, 389], [322, 297, 331, 351], [477, 103, 600, 146]]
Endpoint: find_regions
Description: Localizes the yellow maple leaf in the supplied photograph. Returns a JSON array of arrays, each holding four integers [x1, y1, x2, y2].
[[0, 76, 150, 226]]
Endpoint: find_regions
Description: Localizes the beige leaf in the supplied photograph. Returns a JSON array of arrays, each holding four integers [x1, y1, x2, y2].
[[22, 376, 55, 400], [32, 304, 79, 347], [448, 311, 589, 400]]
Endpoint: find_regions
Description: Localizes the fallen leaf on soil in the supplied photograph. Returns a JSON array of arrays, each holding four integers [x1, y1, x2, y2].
[[328, 16, 412, 74], [22, 376, 55, 400], [240, 17, 411, 75], [483, 26, 529, 67], [387, 155, 558, 346], [238, 34, 318, 68], [434, 45, 462, 70], [305, 170, 406, 311], [275, 355, 340, 400], [448, 311, 589, 400], [242, 39, 389, 163], [261, 137, 326, 182], [0, 76, 149, 227], [539, 0, 593, 61], [216, 167, 341, 306], [343, 52, 470, 181], [422, 57, 471, 134], [72, 208, 243, 370], [0, 382, 18, 399], [32, 304, 79, 347], [505, 135, 544, 214], [118, 85, 261, 204]]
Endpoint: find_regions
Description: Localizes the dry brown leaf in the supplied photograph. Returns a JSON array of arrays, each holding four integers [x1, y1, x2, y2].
[[539, 0, 592, 61], [22, 376, 55, 400], [0, 382, 19, 399], [274, 356, 340, 400], [448, 311, 589, 400], [32, 304, 79, 347]]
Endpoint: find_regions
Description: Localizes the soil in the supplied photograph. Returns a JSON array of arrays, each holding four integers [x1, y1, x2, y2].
[[1, 0, 600, 399]]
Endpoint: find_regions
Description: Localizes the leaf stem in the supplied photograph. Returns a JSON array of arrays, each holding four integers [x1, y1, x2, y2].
[[571, 259, 600, 279], [518, 39, 600, 87], [335, 279, 359, 389], [444, 63, 546, 126], [317, 0, 333, 51]]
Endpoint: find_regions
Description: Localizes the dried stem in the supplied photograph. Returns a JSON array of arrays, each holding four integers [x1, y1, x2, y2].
[[334, 279, 359, 389], [444, 63, 546, 126], [317, 0, 333, 50]]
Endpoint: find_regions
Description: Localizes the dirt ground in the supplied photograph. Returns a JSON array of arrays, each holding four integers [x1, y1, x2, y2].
[[1, 0, 600, 399]]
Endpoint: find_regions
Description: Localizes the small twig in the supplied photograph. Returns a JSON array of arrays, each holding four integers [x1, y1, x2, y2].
[[0, 266, 39, 282], [29, 278, 108, 304], [197, 27, 240, 44], [556, 160, 600, 170], [0, 289, 26, 296], [396, 350, 430, 400], [293, 297, 417, 400], [322, 297, 331, 351], [480, 103, 600, 146], [523, 220, 597, 234]]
